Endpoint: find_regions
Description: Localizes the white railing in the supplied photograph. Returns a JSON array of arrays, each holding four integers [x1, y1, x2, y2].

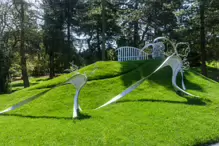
[[116, 46, 148, 62]]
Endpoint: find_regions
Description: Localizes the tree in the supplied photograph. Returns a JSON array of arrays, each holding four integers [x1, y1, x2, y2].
[[20, 0, 30, 87], [13, 0, 31, 87], [0, 40, 10, 93], [42, 0, 68, 78], [0, 1, 12, 93], [62, 0, 79, 68], [200, 0, 207, 76], [76, 0, 120, 63], [101, 0, 106, 60], [176, 0, 219, 76], [116, 0, 180, 47]]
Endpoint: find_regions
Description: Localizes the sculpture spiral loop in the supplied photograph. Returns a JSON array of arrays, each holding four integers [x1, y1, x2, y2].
[[144, 37, 191, 71]]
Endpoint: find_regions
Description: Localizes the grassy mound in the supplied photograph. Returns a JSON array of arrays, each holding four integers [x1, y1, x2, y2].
[[0, 60, 219, 145]]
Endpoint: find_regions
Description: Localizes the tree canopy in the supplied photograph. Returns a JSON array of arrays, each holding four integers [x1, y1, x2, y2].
[[0, 0, 219, 93]]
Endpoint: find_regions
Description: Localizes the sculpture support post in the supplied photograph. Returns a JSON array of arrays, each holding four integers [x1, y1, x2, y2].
[[73, 90, 80, 118], [67, 74, 87, 119], [181, 69, 186, 90]]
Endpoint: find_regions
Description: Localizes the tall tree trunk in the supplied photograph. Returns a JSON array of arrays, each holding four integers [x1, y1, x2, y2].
[[97, 29, 102, 60], [65, 0, 71, 68], [133, 0, 139, 47], [0, 79, 4, 93], [20, 0, 30, 87], [0, 77, 8, 93], [140, 25, 149, 44], [49, 51, 55, 79], [200, 0, 207, 76], [133, 22, 139, 47], [0, 47, 9, 93], [101, 0, 106, 61], [67, 0, 71, 49], [87, 37, 92, 50]]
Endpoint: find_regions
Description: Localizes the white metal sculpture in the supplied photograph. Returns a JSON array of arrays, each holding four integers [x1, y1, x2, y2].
[[0, 37, 196, 119], [141, 42, 165, 59], [116, 46, 148, 62], [0, 73, 88, 118], [0, 62, 90, 119], [96, 37, 195, 109], [67, 74, 87, 118]]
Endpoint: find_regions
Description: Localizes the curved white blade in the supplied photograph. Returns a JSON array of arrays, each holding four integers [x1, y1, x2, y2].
[[96, 55, 196, 109], [0, 74, 87, 117], [0, 89, 51, 114]]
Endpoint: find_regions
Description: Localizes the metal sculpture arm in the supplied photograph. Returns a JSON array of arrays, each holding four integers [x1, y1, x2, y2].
[[96, 37, 196, 109], [0, 62, 98, 119], [153, 37, 177, 57], [66, 74, 87, 118], [0, 74, 87, 119], [96, 54, 196, 109], [140, 42, 165, 59]]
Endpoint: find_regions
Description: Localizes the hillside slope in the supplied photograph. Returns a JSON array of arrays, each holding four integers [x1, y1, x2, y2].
[[0, 60, 219, 146]]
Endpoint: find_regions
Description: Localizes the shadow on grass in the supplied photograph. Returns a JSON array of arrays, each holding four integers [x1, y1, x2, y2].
[[120, 60, 161, 87], [116, 96, 208, 106], [11, 82, 42, 93], [10, 77, 51, 92], [0, 113, 91, 120], [120, 60, 206, 93], [12, 82, 38, 87], [34, 78, 50, 82], [149, 67, 205, 92], [74, 113, 92, 120], [11, 87, 24, 93], [193, 139, 219, 146], [84, 60, 146, 81], [191, 69, 219, 83]]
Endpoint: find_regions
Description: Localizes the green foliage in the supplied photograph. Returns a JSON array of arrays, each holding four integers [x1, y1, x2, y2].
[[0, 46, 10, 93], [106, 49, 117, 61], [0, 61, 219, 145], [116, 0, 181, 47], [10, 63, 21, 77], [207, 61, 219, 69], [76, 0, 121, 63], [0, 32, 11, 93], [1, 0, 219, 89], [175, 0, 219, 60], [31, 60, 48, 77]]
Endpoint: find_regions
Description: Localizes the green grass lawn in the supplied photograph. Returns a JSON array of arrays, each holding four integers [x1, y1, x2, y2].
[[10, 76, 50, 92], [1, 60, 219, 145], [193, 61, 219, 82]]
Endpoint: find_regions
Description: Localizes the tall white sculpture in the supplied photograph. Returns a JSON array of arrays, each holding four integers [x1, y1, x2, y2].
[[67, 74, 87, 118], [96, 37, 195, 109]]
